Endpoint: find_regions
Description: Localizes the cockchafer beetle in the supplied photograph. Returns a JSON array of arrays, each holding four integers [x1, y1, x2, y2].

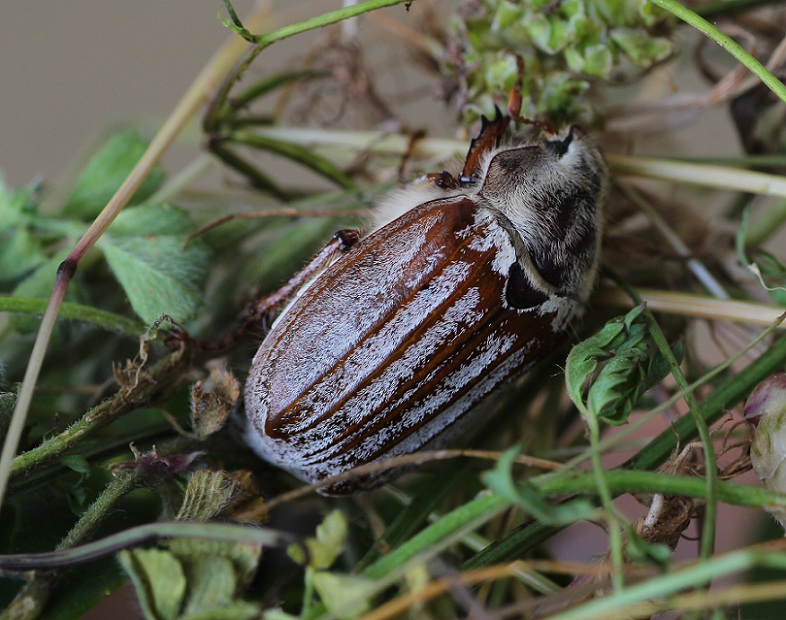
[[243, 110, 607, 494]]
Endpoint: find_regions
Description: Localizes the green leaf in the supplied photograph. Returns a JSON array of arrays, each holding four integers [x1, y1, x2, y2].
[[492, 1, 524, 31], [482, 446, 596, 525], [9, 249, 76, 333], [100, 204, 210, 324], [219, 0, 255, 42], [0, 227, 45, 281], [610, 27, 673, 67], [262, 612, 298, 620], [587, 343, 648, 425], [309, 509, 348, 571], [565, 311, 630, 406], [736, 205, 786, 305], [525, 14, 556, 54], [118, 548, 187, 620], [311, 572, 373, 619], [289, 509, 347, 570], [0, 175, 38, 224], [108, 202, 194, 236], [60, 455, 91, 475], [566, 305, 660, 426], [157, 537, 260, 619], [179, 556, 240, 617], [180, 603, 260, 620], [582, 44, 614, 77], [0, 176, 50, 290], [176, 470, 240, 522], [64, 132, 165, 218]]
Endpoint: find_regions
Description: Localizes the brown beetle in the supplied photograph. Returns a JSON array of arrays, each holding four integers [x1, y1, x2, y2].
[[244, 112, 607, 494]]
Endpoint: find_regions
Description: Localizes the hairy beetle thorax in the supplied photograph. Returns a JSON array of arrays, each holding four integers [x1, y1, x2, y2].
[[477, 127, 606, 301]]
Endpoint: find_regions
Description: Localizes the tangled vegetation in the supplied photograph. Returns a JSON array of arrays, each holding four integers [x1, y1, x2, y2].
[[3, 0, 786, 618]]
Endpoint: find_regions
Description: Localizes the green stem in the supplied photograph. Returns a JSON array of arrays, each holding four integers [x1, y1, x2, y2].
[[534, 470, 784, 509], [253, 0, 411, 49], [300, 467, 783, 618], [467, 328, 786, 570], [467, 466, 786, 569], [745, 198, 786, 247], [627, 331, 786, 472], [0, 296, 146, 338], [206, 0, 410, 136], [299, 455, 783, 620], [208, 140, 290, 199], [0, 521, 292, 571], [584, 403, 626, 590], [694, 0, 782, 18], [228, 131, 357, 189], [232, 70, 324, 108], [361, 492, 509, 581], [650, 0, 786, 106], [627, 285, 718, 560], [549, 542, 786, 620], [610, 155, 786, 198], [9, 349, 188, 481]]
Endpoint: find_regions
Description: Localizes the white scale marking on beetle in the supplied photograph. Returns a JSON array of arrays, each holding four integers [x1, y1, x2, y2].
[[309, 283, 516, 464], [467, 210, 518, 279], [282, 266, 481, 440], [252, 211, 447, 407], [300, 328, 523, 474], [277, 278, 508, 471], [333, 332, 531, 473]]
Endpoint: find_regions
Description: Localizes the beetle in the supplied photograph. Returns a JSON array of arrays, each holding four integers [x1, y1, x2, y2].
[[243, 110, 607, 494]]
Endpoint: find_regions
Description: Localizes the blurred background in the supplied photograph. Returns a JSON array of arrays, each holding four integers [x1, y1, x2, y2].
[[0, 1, 259, 187]]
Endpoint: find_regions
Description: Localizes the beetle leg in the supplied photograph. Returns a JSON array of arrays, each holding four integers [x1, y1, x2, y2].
[[172, 229, 362, 354]]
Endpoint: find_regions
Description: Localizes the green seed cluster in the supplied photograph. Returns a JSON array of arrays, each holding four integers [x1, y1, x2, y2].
[[447, 0, 675, 125]]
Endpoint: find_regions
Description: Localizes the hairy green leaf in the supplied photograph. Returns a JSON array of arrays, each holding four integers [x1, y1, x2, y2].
[[566, 305, 677, 426], [0, 227, 46, 281], [288, 509, 347, 570], [100, 204, 210, 324]]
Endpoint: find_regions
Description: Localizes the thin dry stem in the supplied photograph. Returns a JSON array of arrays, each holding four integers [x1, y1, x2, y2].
[[595, 287, 786, 328], [611, 154, 786, 197]]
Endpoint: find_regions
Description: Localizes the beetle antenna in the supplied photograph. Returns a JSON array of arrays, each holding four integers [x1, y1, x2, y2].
[[505, 53, 558, 135]]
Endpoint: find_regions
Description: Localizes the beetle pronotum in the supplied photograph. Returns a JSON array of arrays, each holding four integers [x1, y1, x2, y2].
[[244, 111, 607, 494]]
